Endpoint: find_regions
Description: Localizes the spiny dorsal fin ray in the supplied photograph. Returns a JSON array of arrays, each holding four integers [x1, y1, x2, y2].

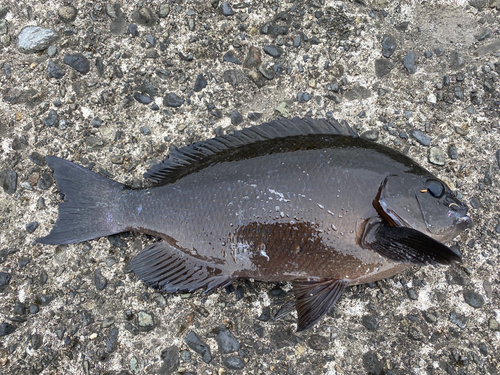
[[144, 116, 357, 185]]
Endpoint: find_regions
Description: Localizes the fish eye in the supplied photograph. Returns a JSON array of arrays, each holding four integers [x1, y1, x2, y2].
[[425, 180, 444, 198]]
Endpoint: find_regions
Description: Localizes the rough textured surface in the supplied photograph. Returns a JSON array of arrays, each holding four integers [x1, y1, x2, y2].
[[0, 1, 499, 374]]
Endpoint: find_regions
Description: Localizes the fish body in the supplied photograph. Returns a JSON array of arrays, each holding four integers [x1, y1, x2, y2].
[[38, 117, 471, 330]]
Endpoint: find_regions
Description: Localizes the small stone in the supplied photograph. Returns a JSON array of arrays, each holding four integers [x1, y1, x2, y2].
[[403, 51, 417, 74], [58, 5, 77, 23], [26, 222, 38, 233], [362, 316, 379, 331], [159, 4, 170, 18], [127, 23, 139, 37], [220, 2, 235, 16], [381, 35, 397, 58], [103, 317, 114, 328], [450, 312, 467, 328], [94, 268, 107, 291], [489, 318, 499, 331], [375, 59, 394, 78], [263, 45, 283, 58], [47, 61, 65, 79], [194, 74, 207, 92], [275, 102, 289, 117], [63, 53, 90, 75], [32, 333, 43, 350], [133, 92, 152, 104], [216, 325, 240, 354], [223, 51, 242, 65], [47, 45, 57, 57], [180, 349, 191, 362], [243, 46, 261, 69], [80, 310, 94, 326], [137, 311, 155, 331], [146, 34, 155, 47], [307, 335, 329, 350], [43, 109, 58, 127], [410, 129, 431, 146], [424, 50, 433, 58], [248, 112, 263, 121], [470, 197, 481, 209], [463, 290, 485, 308], [360, 130, 379, 141], [159, 346, 179, 373], [448, 145, 458, 160], [163, 92, 184, 107], [38, 173, 53, 190], [0, 323, 16, 336], [230, 111, 243, 126], [103, 327, 118, 353], [17, 26, 58, 54], [30, 304, 39, 314], [0, 272, 11, 288], [0, 170, 17, 195], [29, 152, 46, 166], [429, 147, 446, 166], [132, 7, 157, 27], [185, 331, 211, 363], [223, 356, 245, 370], [297, 92, 311, 103], [407, 288, 418, 300]]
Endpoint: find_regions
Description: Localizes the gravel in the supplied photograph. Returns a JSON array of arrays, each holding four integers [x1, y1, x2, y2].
[[0, 2, 498, 374]]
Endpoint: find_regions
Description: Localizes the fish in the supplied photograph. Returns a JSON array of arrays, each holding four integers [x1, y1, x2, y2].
[[37, 117, 472, 331]]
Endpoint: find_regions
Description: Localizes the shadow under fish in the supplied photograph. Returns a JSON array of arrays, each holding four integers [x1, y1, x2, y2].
[[37, 117, 472, 331]]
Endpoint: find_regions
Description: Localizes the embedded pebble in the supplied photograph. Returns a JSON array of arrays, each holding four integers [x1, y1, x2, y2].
[[381, 35, 397, 58], [360, 130, 379, 141], [0, 323, 16, 336], [17, 26, 58, 53], [463, 290, 485, 308], [159, 346, 179, 373], [58, 5, 77, 23], [224, 356, 245, 370], [26, 222, 38, 233], [38, 173, 53, 190], [63, 53, 90, 74], [428, 147, 446, 166], [164, 92, 184, 107], [0, 272, 11, 288], [133, 92, 152, 104], [194, 74, 207, 92], [185, 331, 212, 363], [362, 315, 379, 331], [297, 92, 311, 103], [137, 311, 155, 331], [216, 324, 240, 354], [230, 111, 243, 126], [106, 327, 119, 353], [223, 51, 241, 65], [403, 51, 417, 74], [0, 170, 17, 194], [47, 61, 65, 79], [263, 45, 283, 58], [220, 2, 235, 16], [94, 268, 107, 291]]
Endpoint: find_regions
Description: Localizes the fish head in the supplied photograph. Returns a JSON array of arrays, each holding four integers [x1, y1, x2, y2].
[[375, 174, 472, 243]]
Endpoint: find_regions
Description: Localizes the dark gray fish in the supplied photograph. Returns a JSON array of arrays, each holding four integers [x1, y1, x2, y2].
[[37, 117, 472, 331]]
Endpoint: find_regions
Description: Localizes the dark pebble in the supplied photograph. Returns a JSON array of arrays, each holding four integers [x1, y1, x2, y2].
[[108, 234, 127, 248], [96, 57, 104, 77], [0, 323, 16, 336], [236, 285, 244, 300], [29, 152, 46, 166], [381, 35, 397, 58], [243, 46, 262, 69], [495, 149, 500, 168], [463, 290, 485, 308], [32, 333, 43, 350], [307, 334, 329, 350], [4, 64, 11, 79], [263, 45, 283, 58], [131, 7, 157, 27], [80, 310, 94, 326], [185, 331, 212, 363], [106, 327, 119, 353], [257, 306, 271, 322], [159, 346, 180, 374], [19, 257, 31, 268], [216, 324, 240, 354], [410, 129, 431, 146], [133, 92, 152, 104], [223, 51, 241, 65], [253, 324, 264, 338], [360, 130, 379, 141], [164, 92, 184, 107], [146, 34, 155, 47], [293, 36, 300, 48], [26, 222, 38, 233], [47, 61, 65, 79], [94, 268, 107, 291], [0, 170, 17, 195], [194, 74, 207, 92], [470, 197, 481, 209], [223, 356, 245, 370], [448, 145, 458, 159], [0, 272, 11, 287], [113, 65, 123, 78], [150, 104, 159, 111], [140, 127, 151, 135], [127, 23, 138, 37], [479, 343, 488, 355], [403, 51, 417, 74], [424, 50, 433, 58], [92, 118, 102, 128], [29, 304, 39, 314], [63, 53, 90, 74], [362, 315, 379, 331], [407, 288, 418, 300], [14, 301, 26, 315], [137, 311, 155, 332], [247, 112, 263, 121], [43, 109, 58, 127], [495, 223, 500, 233], [38, 172, 53, 190], [125, 322, 139, 335], [450, 312, 467, 329], [230, 111, 243, 126], [454, 86, 464, 100], [268, 285, 286, 298], [297, 92, 311, 103], [375, 59, 394, 78], [40, 269, 48, 285], [220, 2, 235, 16]]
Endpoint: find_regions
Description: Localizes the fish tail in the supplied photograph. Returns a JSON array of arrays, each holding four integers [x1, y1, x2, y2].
[[37, 156, 127, 245]]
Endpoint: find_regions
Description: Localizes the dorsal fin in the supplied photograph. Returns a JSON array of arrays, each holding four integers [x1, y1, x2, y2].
[[144, 116, 358, 185]]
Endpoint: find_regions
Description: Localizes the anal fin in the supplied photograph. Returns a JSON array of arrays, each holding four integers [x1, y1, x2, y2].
[[293, 279, 348, 332], [130, 241, 233, 294]]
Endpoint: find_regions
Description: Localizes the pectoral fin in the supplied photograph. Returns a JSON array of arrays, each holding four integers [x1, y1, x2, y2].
[[293, 279, 348, 332], [130, 241, 233, 294], [362, 220, 461, 265]]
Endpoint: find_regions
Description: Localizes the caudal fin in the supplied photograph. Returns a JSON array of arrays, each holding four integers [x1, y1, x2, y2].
[[37, 156, 127, 245]]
